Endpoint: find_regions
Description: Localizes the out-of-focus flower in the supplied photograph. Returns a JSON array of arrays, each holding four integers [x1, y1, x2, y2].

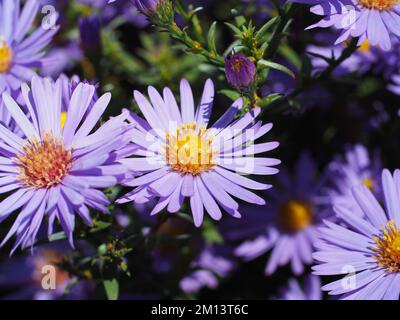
[[323, 144, 382, 217], [225, 153, 331, 275], [40, 42, 83, 78], [293, 0, 400, 50], [79, 14, 101, 55], [389, 74, 400, 95], [0, 76, 133, 253], [314, 169, 400, 300], [276, 275, 322, 300], [135, 0, 160, 16], [0, 0, 58, 93], [82, 0, 148, 27], [117, 79, 280, 227], [0, 243, 93, 300], [180, 245, 236, 294], [225, 53, 256, 90]]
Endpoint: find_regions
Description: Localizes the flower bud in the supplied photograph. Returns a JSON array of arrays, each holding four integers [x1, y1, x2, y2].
[[225, 53, 256, 90]]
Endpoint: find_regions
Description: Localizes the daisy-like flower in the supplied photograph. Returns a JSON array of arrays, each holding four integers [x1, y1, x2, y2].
[[293, 0, 400, 50], [323, 144, 382, 217], [0, 0, 58, 92], [117, 79, 280, 227], [229, 153, 330, 275], [0, 76, 133, 253], [313, 169, 400, 300], [276, 275, 322, 300]]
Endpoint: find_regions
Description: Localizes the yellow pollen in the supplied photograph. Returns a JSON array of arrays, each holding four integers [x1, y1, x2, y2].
[[363, 178, 373, 190], [371, 220, 400, 272], [0, 39, 12, 73], [358, 0, 399, 10], [279, 200, 314, 232], [60, 112, 67, 129], [14, 133, 72, 189], [358, 40, 371, 53], [165, 122, 215, 175]]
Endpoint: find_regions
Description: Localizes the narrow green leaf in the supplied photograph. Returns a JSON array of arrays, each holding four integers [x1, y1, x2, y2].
[[224, 22, 242, 37], [258, 59, 295, 78], [255, 16, 279, 40], [103, 278, 119, 300], [207, 21, 217, 53], [219, 89, 241, 101]]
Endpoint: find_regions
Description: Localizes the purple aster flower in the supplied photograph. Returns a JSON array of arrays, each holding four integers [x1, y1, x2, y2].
[[227, 153, 331, 275], [313, 169, 400, 300], [323, 144, 382, 217], [180, 244, 236, 294], [117, 79, 280, 227], [0, 76, 133, 253], [276, 275, 322, 300], [0, 0, 58, 93], [389, 74, 400, 95], [293, 0, 400, 50], [0, 243, 93, 300], [225, 53, 257, 90]]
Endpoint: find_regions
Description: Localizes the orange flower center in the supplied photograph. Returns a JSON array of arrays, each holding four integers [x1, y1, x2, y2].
[[358, 0, 399, 10], [279, 200, 314, 232], [15, 133, 72, 188], [0, 39, 12, 73], [165, 122, 215, 175], [372, 220, 400, 272]]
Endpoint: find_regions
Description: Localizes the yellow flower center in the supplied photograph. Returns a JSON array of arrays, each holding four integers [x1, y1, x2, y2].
[[0, 39, 12, 73], [358, 0, 399, 10], [279, 200, 314, 232], [363, 178, 373, 190], [372, 221, 400, 272], [165, 122, 215, 175], [15, 133, 72, 189], [358, 40, 371, 53], [60, 112, 68, 129]]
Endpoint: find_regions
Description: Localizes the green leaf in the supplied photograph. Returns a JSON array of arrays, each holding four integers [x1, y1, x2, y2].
[[207, 21, 217, 53], [48, 231, 67, 242], [255, 16, 279, 41], [224, 22, 242, 37], [234, 15, 246, 28], [202, 219, 224, 245], [219, 89, 241, 101], [103, 279, 119, 300], [258, 59, 295, 78]]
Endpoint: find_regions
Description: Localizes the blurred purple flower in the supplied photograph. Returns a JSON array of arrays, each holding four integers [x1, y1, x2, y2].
[[0, 243, 93, 300], [180, 245, 236, 294], [79, 14, 101, 54], [323, 144, 382, 218], [276, 275, 322, 300], [223, 153, 331, 275]]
